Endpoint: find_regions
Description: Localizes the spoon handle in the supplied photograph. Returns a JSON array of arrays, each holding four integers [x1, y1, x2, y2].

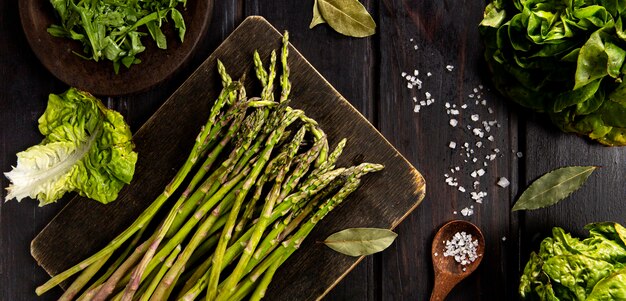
[[429, 272, 460, 301]]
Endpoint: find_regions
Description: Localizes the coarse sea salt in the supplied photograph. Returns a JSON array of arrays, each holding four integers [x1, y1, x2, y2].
[[443, 232, 480, 265], [497, 177, 510, 188]]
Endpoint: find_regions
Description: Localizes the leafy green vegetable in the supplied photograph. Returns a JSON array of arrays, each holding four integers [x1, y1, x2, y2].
[[479, 0, 626, 146], [520, 223, 626, 300], [4, 88, 137, 206], [48, 0, 188, 73], [311, 0, 376, 38], [512, 166, 597, 211], [323, 228, 397, 256]]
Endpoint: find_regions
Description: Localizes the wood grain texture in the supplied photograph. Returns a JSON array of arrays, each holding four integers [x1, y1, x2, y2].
[[4, 1, 626, 301], [30, 16, 425, 301], [377, 0, 521, 299]]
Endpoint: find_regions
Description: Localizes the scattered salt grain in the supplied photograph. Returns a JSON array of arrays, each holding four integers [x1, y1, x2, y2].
[[449, 119, 458, 127], [502, 236, 507, 242], [460, 207, 473, 216], [516, 152, 523, 158], [497, 177, 510, 188], [471, 114, 479, 121], [449, 141, 457, 149], [446, 65, 454, 71]]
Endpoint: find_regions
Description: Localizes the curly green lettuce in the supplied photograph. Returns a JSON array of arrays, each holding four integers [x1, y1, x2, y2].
[[4, 88, 137, 206], [520, 222, 626, 300], [479, 0, 626, 146]]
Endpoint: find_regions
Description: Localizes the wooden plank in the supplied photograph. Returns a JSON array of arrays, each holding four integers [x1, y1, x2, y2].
[[377, 0, 520, 299], [521, 116, 626, 269], [243, 0, 379, 299], [30, 16, 425, 301], [0, 1, 68, 300]]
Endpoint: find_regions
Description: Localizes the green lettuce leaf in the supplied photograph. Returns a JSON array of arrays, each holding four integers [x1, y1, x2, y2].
[[480, 0, 626, 146], [4, 88, 137, 206], [519, 223, 626, 300]]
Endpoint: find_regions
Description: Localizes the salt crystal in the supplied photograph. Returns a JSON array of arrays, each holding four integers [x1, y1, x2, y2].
[[449, 119, 458, 127], [445, 102, 451, 108], [516, 152, 523, 158], [420, 100, 427, 106], [477, 169, 485, 176], [401, 72, 407, 77], [471, 114, 479, 121], [414, 69, 419, 76], [473, 88, 478, 93], [414, 105, 420, 113], [449, 141, 457, 149], [446, 65, 454, 71], [497, 177, 510, 188], [502, 236, 507, 242], [461, 207, 473, 216], [425, 92, 431, 99], [427, 72, 432, 77], [461, 104, 467, 109]]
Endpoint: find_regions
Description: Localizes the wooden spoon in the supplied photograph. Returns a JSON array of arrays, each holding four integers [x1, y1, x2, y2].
[[430, 220, 485, 301]]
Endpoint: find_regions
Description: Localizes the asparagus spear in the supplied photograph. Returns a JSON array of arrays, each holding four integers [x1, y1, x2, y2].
[[206, 107, 303, 300], [229, 163, 384, 300], [35, 79, 243, 296], [138, 245, 181, 301]]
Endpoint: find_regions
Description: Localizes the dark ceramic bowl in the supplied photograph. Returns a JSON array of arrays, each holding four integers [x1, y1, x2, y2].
[[19, 0, 213, 96]]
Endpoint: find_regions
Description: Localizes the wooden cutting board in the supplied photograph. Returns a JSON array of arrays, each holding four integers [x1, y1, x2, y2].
[[31, 16, 426, 300]]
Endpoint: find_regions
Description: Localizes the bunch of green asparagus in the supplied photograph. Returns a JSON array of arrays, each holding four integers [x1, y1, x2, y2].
[[35, 32, 383, 301]]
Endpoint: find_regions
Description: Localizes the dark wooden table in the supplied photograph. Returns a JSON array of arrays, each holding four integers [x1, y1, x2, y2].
[[2, 1, 625, 300]]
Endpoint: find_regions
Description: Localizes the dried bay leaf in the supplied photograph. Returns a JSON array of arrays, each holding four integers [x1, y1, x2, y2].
[[323, 228, 397, 256], [512, 166, 597, 211], [310, 0, 327, 28], [318, 0, 376, 38]]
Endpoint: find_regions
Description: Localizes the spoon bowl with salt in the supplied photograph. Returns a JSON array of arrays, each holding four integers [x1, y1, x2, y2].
[[430, 220, 485, 301]]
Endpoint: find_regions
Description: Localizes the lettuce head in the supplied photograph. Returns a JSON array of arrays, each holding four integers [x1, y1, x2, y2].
[[480, 0, 626, 146], [4, 88, 137, 206], [520, 222, 626, 300]]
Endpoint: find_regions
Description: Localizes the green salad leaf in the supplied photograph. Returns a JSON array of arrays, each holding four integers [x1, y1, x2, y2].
[[520, 222, 626, 300], [4, 88, 137, 206], [479, 0, 626, 146], [48, 0, 188, 73]]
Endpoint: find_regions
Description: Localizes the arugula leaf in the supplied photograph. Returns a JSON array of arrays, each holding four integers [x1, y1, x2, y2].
[[4, 88, 137, 206], [48, 0, 187, 72]]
